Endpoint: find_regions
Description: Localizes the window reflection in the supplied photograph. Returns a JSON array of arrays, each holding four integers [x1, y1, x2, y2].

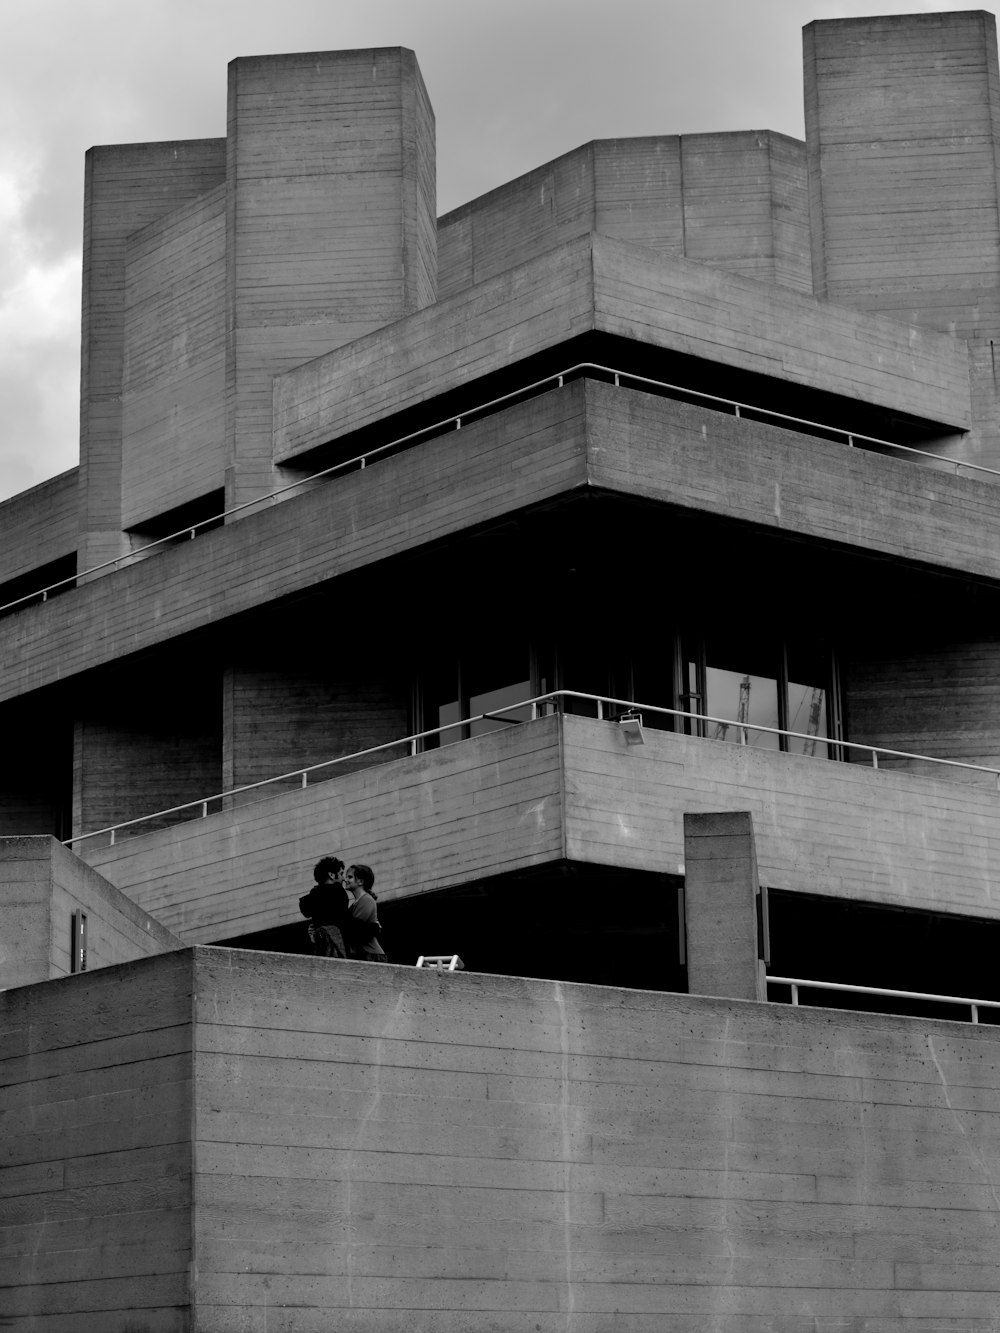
[[706, 668, 781, 750], [787, 681, 829, 757]]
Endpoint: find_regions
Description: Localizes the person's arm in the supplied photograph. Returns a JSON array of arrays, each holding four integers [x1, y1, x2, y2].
[[349, 894, 381, 944]]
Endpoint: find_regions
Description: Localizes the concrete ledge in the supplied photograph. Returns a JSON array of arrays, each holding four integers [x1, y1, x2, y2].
[[273, 231, 971, 463]]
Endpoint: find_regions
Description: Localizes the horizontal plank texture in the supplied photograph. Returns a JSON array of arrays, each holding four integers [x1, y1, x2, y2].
[[0, 384, 590, 705], [275, 231, 970, 464], [0, 952, 194, 1331], [82, 716, 565, 942], [122, 184, 226, 528], [805, 12, 1000, 329], [186, 945, 1000, 1329], [438, 133, 810, 302], [79, 138, 226, 573], [0, 835, 182, 988], [0, 471, 77, 584], [225, 48, 436, 510], [80, 709, 1000, 943]]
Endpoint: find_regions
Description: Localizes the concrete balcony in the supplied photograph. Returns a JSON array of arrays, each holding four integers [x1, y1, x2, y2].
[[80, 711, 1000, 943], [5, 378, 1000, 707], [273, 231, 971, 463]]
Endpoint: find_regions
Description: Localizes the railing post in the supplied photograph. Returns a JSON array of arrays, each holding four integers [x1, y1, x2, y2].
[[791, 983, 799, 1006], [847, 435, 854, 448], [109, 828, 115, 847], [734, 404, 740, 419], [596, 699, 605, 720], [872, 751, 879, 769], [972, 1004, 979, 1024], [201, 801, 209, 818], [301, 772, 308, 789]]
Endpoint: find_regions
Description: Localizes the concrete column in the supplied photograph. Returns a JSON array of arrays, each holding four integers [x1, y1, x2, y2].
[[79, 140, 226, 575], [683, 810, 766, 1001], [224, 47, 437, 511]]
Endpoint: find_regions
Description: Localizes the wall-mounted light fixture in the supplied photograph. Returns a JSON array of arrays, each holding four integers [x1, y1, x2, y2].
[[618, 709, 645, 745]]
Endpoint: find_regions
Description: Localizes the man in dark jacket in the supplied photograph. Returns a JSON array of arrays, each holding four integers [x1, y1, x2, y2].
[[299, 856, 351, 957]]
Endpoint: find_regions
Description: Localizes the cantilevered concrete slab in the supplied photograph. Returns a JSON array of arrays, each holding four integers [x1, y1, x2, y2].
[[273, 232, 971, 463], [78, 713, 1000, 943], [4, 378, 1000, 706]]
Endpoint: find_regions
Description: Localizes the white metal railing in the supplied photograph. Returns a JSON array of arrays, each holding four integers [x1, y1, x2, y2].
[[64, 688, 1000, 850], [767, 975, 1000, 1025], [3, 362, 987, 618]]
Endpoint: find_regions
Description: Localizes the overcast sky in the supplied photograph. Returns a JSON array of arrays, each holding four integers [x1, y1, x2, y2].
[[1, 0, 993, 502]]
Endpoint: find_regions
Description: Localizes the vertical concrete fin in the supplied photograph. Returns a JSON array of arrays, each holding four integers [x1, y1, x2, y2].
[[682, 810, 766, 1002]]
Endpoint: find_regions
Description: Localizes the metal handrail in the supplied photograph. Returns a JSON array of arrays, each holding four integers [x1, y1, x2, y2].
[[65, 688, 1000, 850], [4, 361, 986, 618], [767, 974, 1000, 1024]]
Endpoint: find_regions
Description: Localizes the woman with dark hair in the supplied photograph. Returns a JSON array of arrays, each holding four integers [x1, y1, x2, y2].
[[299, 856, 351, 957], [344, 863, 387, 962]]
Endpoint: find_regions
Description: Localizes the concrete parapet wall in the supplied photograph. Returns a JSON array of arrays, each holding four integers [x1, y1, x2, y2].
[[0, 470, 77, 587], [275, 232, 969, 465], [8, 947, 1000, 1328], [438, 133, 811, 301], [1, 951, 193, 1331], [0, 835, 182, 988], [80, 711, 1000, 943]]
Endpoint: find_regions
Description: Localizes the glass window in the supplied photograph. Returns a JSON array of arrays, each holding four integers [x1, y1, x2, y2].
[[703, 629, 781, 750], [706, 667, 781, 750], [786, 643, 832, 758]]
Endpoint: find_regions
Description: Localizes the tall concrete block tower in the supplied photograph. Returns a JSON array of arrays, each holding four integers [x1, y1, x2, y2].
[[79, 140, 227, 572], [224, 48, 437, 509], [804, 10, 1000, 331]]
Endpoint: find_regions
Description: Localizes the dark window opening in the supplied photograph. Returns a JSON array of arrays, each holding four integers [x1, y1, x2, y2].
[[126, 488, 226, 549], [0, 553, 77, 618], [768, 890, 1000, 1023]]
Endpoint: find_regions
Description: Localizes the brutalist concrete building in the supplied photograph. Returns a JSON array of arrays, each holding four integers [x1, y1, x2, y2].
[[6, 11, 1000, 1329]]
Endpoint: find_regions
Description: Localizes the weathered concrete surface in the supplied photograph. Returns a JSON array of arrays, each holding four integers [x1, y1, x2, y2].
[[225, 47, 436, 510], [438, 131, 811, 300], [0, 952, 193, 1332], [79, 138, 227, 573], [122, 183, 226, 528], [79, 713, 1000, 943], [6, 378, 997, 712], [0, 835, 181, 988], [684, 811, 766, 1001], [0, 470, 77, 587], [274, 232, 970, 464], [7, 947, 1000, 1329]]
